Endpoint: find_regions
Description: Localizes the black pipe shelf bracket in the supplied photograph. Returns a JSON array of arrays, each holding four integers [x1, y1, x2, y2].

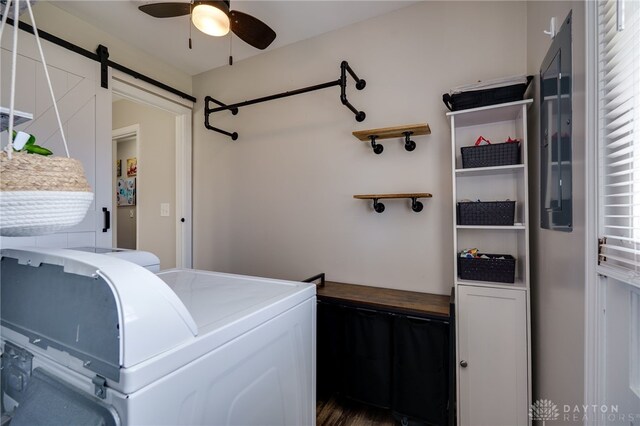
[[353, 193, 433, 213], [352, 124, 431, 155], [204, 61, 366, 140]]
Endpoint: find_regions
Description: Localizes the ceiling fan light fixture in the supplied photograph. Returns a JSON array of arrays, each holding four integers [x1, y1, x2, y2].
[[192, 1, 230, 37]]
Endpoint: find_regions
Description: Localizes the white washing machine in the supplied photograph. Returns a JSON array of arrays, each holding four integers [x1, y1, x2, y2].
[[0, 248, 316, 425]]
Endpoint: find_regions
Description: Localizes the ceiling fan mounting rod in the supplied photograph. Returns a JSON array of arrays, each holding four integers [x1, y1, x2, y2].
[[204, 60, 367, 140]]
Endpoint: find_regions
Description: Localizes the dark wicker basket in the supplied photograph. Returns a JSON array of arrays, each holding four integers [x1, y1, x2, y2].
[[457, 201, 516, 226], [442, 76, 533, 111], [457, 254, 516, 283], [461, 142, 520, 168]]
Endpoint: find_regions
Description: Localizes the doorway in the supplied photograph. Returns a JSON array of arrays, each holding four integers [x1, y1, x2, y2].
[[111, 74, 193, 269], [112, 98, 177, 268], [112, 127, 139, 250]]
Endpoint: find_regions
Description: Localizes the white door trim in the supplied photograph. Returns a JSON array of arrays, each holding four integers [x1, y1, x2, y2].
[[585, 0, 605, 420], [112, 124, 140, 249], [111, 76, 193, 268], [111, 71, 194, 110], [112, 124, 140, 140]]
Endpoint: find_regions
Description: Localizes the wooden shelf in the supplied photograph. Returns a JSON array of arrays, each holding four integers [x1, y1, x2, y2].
[[352, 123, 431, 141], [317, 281, 451, 318], [1, 107, 32, 132], [354, 193, 432, 213], [352, 123, 431, 154], [353, 193, 432, 200]]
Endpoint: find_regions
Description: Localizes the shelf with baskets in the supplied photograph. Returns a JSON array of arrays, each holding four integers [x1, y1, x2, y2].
[[447, 98, 532, 425], [449, 99, 532, 287], [352, 123, 431, 154]]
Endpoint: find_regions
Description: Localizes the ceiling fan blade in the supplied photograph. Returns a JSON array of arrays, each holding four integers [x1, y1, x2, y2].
[[229, 10, 276, 50], [139, 2, 191, 18]]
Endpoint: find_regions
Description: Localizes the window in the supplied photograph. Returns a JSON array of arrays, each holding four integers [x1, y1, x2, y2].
[[598, 0, 640, 283]]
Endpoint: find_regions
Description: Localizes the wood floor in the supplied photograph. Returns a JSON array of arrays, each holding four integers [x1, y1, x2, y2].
[[316, 396, 398, 426]]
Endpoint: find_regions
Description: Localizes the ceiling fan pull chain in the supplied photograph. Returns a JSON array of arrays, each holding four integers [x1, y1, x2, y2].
[[188, 2, 193, 49], [229, 33, 233, 66]]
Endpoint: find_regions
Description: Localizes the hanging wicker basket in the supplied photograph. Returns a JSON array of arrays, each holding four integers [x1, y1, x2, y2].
[[0, 152, 94, 236], [1, 0, 95, 238]]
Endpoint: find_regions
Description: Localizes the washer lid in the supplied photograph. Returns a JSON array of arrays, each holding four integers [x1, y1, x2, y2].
[[157, 269, 314, 334]]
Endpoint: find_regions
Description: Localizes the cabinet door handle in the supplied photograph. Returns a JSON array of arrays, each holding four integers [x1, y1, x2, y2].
[[460, 360, 468, 368], [102, 207, 111, 232]]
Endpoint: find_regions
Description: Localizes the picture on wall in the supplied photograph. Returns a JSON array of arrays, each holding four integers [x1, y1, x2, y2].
[[127, 157, 137, 177], [116, 159, 122, 177], [117, 177, 136, 206]]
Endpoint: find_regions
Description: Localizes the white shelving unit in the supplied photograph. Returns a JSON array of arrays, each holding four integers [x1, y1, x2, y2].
[[447, 99, 532, 426]]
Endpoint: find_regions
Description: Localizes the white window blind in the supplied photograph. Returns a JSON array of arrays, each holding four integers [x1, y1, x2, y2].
[[598, 0, 640, 280]]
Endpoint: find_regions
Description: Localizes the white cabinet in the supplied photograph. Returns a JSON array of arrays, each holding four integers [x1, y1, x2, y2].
[[447, 100, 532, 425], [457, 285, 528, 426]]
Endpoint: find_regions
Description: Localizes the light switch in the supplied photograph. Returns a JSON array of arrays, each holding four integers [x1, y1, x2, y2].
[[129, 210, 134, 218], [160, 203, 170, 217]]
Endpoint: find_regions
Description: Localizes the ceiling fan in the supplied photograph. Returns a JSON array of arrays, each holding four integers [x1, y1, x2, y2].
[[138, 1, 276, 50]]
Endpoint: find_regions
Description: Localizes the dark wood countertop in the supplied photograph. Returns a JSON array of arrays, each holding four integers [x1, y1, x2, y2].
[[316, 281, 451, 319]]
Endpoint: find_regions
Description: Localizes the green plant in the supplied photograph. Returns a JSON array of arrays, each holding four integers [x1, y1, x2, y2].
[[12, 131, 52, 156]]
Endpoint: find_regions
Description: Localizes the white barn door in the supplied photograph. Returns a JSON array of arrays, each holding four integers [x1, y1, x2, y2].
[[1, 25, 112, 248]]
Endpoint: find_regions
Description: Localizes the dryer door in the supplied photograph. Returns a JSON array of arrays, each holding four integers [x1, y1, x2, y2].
[[9, 368, 119, 426]]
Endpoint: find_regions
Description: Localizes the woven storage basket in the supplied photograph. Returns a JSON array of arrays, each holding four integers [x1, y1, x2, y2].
[[461, 142, 520, 168], [457, 201, 516, 225], [457, 253, 516, 283], [0, 152, 93, 236]]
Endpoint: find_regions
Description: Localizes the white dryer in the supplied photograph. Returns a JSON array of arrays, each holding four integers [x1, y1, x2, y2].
[[0, 248, 316, 425]]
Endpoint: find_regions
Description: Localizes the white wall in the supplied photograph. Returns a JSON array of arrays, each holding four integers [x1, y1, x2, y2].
[[192, 1, 528, 293], [113, 99, 177, 269], [526, 0, 586, 414], [28, 2, 192, 94]]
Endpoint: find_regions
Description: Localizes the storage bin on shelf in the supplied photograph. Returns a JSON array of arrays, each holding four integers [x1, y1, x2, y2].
[[0, 152, 94, 236], [442, 75, 533, 112], [457, 253, 516, 284], [461, 141, 520, 168], [457, 201, 516, 226]]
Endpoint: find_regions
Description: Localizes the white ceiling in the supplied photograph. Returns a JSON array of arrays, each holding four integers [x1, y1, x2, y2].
[[53, 0, 417, 76]]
